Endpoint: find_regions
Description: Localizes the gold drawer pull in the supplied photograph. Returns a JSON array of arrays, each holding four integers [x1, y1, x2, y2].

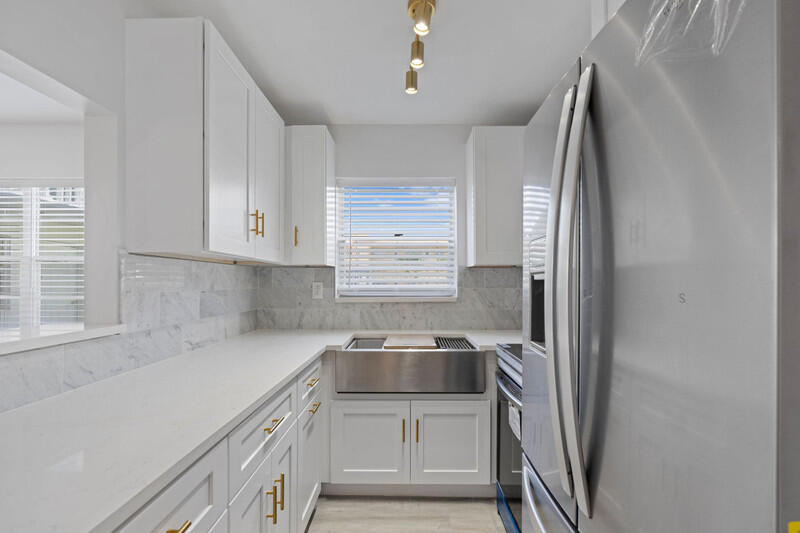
[[308, 401, 321, 415], [166, 520, 191, 533], [274, 473, 285, 510], [294, 225, 299, 247], [306, 377, 319, 388], [266, 485, 278, 524], [264, 415, 286, 435]]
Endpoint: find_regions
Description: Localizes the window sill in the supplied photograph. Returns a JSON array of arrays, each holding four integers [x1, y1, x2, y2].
[[335, 296, 458, 303], [0, 324, 126, 357]]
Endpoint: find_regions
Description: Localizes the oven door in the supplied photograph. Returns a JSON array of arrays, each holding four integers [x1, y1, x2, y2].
[[496, 371, 524, 532]]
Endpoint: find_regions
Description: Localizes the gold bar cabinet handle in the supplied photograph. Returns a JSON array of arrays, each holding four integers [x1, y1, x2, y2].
[[166, 520, 191, 533], [250, 210, 261, 234], [274, 473, 285, 510], [294, 225, 299, 247], [264, 415, 286, 435], [416, 419, 419, 443], [402, 418, 405, 443], [258, 211, 265, 237], [306, 377, 319, 388], [309, 401, 321, 415], [266, 486, 278, 524]]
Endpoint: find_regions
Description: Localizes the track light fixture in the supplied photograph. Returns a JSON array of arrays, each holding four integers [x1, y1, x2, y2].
[[410, 36, 424, 69], [408, 0, 436, 36], [405, 68, 418, 94]]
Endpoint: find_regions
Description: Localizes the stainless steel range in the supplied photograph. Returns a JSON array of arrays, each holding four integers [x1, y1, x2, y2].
[[496, 343, 523, 533]]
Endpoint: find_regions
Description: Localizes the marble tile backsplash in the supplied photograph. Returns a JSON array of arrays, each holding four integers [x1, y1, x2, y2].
[[0, 253, 260, 413], [0, 259, 521, 414], [256, 266, 522, 331]]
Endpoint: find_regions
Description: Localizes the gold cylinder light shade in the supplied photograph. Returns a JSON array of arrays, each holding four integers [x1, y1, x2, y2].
[[405, 68, 418, 94], [410, 36, 424, 69], [408, 0, 436, 36]]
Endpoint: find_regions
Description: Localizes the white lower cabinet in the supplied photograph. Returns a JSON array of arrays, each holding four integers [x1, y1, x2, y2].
[[297, 392, 324, 532], [117, 439, 228, 533], [271, 420, 298, 533], [410, 400, 491, 485], [330, 401, 410, 484], [229, 420, 297, 533], [330, 400, 490, 486]]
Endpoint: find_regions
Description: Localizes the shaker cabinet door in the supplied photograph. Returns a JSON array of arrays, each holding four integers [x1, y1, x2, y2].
[[330, 401, 410, 484], [410, 400, 491, 485], [254, 89, 285, 263], [204, 21, 256, 258]]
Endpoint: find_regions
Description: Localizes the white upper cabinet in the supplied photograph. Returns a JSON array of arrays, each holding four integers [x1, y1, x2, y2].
[[126, 18, 284, 263], [204, 22, 256, 258], [286, 126, 335, 266], [254, 90, 286, 263], [465, 126, 524, 266]]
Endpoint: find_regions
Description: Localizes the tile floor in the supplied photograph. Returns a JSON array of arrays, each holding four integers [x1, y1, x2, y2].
[[307, 496, 507, 532]]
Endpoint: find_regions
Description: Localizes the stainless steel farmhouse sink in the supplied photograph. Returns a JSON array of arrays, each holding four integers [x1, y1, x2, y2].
[[335, 336, 485, 393]]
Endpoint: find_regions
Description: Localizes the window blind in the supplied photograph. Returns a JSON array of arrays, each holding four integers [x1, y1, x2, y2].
[[0, 186, 85, 339], [336, 183, 457, 298]]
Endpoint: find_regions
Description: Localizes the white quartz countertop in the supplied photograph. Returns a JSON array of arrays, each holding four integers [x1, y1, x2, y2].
[[0, 329, 519, 533]]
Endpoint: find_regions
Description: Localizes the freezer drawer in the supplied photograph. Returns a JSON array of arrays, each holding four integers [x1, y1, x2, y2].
[[522, 455, 576, 533]]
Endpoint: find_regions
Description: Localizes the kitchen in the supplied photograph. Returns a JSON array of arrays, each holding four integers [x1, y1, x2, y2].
[[0, 1, 797, 532]]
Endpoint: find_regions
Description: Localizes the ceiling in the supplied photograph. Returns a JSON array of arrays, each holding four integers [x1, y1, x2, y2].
[[0, 71, 83, 123], [126, 0, 591, 125]]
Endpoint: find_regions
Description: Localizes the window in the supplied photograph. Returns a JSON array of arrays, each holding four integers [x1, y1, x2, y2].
[[336, 180, 457, 299], [0, 185, 85, 340]]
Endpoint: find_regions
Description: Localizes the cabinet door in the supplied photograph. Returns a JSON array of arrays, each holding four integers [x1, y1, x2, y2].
[[330, 401, 410, 484], [270, 421, 297, 533], [254, 90, 285, 263], [204, 21, 255, 258], [287, 126, 334, 266], [410, 400, 491, 484], [297, 394, 324, 532], [228, 444, 277, 533], [467, 126, 524, 266]]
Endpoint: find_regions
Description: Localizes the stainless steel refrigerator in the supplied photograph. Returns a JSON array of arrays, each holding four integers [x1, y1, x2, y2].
[[520, 0, 800, 532]]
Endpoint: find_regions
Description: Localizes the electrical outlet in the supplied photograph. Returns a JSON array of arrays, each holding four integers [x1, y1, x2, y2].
[[312, 282, 324, 300]]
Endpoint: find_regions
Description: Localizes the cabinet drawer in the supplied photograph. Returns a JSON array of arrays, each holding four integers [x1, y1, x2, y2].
[[297, 359, 322, 407], [117, 439, 227, 533], [228, 382, 296, 501]]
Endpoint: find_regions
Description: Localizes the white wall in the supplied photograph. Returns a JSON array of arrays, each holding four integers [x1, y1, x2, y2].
[[0, 0, 126, 326], [0, 124, 83, 178], [328, 125, 472, 265]]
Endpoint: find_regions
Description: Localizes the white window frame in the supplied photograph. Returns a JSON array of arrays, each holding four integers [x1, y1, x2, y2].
[[335, 178, 458, 303], [0, 178, 86, 340]]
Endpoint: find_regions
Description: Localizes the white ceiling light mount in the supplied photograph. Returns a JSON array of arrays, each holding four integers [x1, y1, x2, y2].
[[408, 0, 436, 36]]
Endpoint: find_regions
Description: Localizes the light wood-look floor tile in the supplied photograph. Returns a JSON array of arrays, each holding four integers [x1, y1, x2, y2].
[[307, 496, 506, 532]]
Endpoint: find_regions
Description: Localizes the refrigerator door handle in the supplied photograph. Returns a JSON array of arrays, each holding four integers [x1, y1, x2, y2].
[[544, 85, 577, 499], [556, 64, 595, 518]]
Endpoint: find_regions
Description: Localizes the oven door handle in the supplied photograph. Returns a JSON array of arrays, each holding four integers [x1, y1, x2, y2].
[[496, 374, 523, 410]]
